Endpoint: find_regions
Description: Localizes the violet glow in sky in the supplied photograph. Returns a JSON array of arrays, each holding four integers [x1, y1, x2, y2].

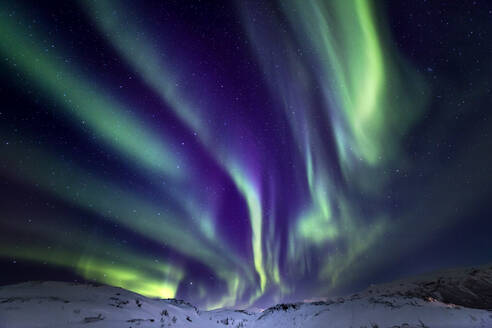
[[1, 0, 492, 309]]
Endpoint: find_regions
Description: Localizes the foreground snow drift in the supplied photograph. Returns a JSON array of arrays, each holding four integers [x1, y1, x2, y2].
[[1, 265, 492, 327]]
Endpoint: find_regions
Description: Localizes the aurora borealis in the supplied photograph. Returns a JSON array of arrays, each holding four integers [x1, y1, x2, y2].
[[1, 0, 492, 310]]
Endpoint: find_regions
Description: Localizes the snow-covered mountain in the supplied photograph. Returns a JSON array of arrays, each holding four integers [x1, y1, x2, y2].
[[1, 264, 492, 328]]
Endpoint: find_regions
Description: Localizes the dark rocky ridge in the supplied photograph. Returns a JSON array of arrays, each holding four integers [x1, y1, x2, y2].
[[363, 263, 492, 310]]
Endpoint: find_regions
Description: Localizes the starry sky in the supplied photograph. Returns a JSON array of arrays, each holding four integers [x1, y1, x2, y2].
[[1, 0, 492, 310]]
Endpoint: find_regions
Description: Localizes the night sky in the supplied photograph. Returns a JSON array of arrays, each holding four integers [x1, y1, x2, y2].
[[1, 0, 492, 310]]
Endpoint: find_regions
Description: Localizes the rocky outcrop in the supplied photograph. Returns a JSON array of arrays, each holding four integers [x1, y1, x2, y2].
[[363, 264, 492, 309]]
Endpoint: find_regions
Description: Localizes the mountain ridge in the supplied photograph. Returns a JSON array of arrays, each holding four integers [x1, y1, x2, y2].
[[1, 264, 492, 327]]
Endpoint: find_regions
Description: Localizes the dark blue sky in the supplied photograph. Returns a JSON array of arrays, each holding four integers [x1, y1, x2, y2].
[[0, 0, 491, 309]]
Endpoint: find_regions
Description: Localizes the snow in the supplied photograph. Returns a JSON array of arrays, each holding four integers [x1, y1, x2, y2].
[[1, 265, 492, 328]]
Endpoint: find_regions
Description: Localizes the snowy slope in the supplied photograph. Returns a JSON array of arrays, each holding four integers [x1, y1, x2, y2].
[[0, 281, 206, 328], [1, 265, 492, 328], [360, 263, 492, 310]]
